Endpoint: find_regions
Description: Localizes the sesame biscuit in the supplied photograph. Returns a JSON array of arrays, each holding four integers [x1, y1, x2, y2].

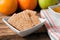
[[31, 15, 40, 25], [18, 11, 33, 26], [8, 13, 24, 31], [18, 12, 34, 30], [8, 14, 17, 27], [8, 10, 40, 31], [25, 10, 37, 16], [25, 10, 40, 25]]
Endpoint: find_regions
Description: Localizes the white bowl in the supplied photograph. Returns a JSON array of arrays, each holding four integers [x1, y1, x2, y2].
[[48, 3, 60, 15], [2, 17, 46, 37], [48, 3, 60, 17]]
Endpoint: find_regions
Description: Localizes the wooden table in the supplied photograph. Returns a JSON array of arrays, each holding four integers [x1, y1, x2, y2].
[[0, 14, 50, 40]]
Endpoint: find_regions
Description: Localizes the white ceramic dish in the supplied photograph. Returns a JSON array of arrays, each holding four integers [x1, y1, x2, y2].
[[48, 3, 60, 14], [2, 17, 46, 37], [48, 3, 60, 17]]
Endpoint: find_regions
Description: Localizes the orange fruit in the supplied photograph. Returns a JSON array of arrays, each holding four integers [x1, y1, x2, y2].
[[0, 0, 17, 15], [18, 0, 37, 10]]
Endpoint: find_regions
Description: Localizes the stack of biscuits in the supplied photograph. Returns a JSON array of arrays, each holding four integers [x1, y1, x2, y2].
[[8, 10, 40, 31]]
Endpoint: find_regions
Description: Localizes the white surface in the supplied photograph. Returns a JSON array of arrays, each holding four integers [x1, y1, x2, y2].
[[2, 17, 46, 37]]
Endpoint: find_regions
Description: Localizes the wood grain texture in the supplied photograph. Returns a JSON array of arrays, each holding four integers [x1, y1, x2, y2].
[[0, 13, 50, 40]]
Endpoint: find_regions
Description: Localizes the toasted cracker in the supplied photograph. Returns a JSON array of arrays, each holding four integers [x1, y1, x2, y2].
[[8, 10, 40, 31], [17, 11, 34, 30], [31, 15, 40, 25]]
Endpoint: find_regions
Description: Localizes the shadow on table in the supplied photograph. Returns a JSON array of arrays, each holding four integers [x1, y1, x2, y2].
[[0, 32, 50, 40]]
